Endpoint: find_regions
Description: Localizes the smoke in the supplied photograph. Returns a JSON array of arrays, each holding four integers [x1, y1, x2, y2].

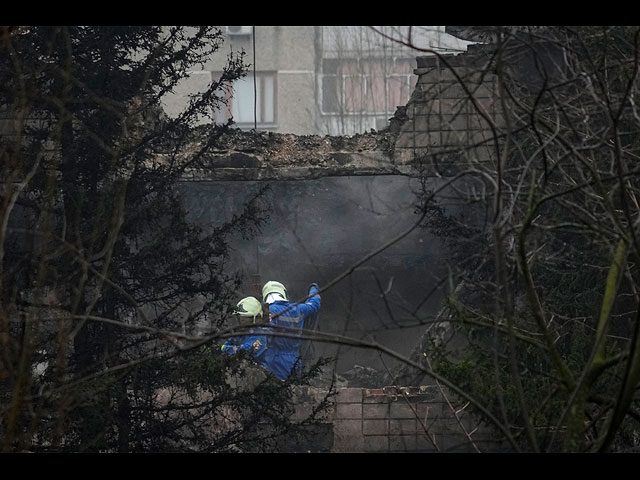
[[180, 175, 448, 375]]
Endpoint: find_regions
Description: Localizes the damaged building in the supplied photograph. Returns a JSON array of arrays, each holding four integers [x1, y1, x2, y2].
[[174, 27, 503, 381], [166, 26, 512, 452], [2, 26, 558, 453]]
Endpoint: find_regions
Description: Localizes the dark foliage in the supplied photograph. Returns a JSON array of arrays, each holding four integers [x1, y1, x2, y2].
[[0, 26, 329, 452], [404, 26, 640, 452]]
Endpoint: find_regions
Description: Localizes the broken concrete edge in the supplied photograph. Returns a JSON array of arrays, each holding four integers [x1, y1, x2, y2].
[[188, 125, 398, 156], [180, 166, 419, 181], [363, 385, 439, 397], [192, 149, 406, 169], [333, 385, 446, 403], [152, 108, 419, 180]]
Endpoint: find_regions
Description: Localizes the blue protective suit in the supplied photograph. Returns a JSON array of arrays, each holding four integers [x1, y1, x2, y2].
[[221, 330, 267, 361], [261, 285, 321, 380]]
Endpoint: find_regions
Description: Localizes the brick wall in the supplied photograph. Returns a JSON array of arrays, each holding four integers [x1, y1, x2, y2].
[[291, 385, 508, 453], [393, 45, 501, 173], [332, 386, 507, 453]]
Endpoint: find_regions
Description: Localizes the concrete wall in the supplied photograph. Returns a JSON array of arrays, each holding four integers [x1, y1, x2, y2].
[[203, 26, 318, 72], [162, 26, 318, 134], [213, 26, 318, 134]]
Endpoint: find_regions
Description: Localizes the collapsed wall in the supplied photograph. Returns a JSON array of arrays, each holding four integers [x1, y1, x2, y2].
[[178, 47, 508, 451], [284, 385, 509, 453], [180, 123, 411, 181], [179, 44, 502, 380], [177, 43, 501, 181]]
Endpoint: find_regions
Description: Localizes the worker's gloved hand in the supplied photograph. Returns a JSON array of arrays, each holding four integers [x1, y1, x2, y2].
[[309, 283, 319, 293]]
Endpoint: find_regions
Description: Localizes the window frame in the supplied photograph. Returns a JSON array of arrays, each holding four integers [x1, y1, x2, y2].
[[216, 71, 278, 129], [319, 58, 416, 116]]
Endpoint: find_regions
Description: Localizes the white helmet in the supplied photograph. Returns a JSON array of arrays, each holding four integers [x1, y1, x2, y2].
[[234, 296, 263, 323], [262, 280, 288, 303]]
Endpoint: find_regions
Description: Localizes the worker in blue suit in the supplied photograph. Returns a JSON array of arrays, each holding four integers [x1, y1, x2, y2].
[[260, 280, 321, 380], [221, 296, 267, 362]]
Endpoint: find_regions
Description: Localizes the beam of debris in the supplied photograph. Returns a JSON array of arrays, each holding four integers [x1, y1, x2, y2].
[[177, 125, 415, 181]]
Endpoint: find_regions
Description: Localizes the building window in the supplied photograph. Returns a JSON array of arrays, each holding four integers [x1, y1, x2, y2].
[[216, 72, 276, 128], [320, 58, 415, 115], [226, 26, 253, 36]]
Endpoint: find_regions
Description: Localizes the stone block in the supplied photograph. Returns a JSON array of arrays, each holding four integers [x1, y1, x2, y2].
[[474, 97, 497, 114], [440, 98, 471, 115], [416, 67, 461, 83], [441, 129, 468, 147], [468, 129, 495, 147], [331, 420, 364, 453], [416, 433, 440, 452], [363, 403, 389, 419], [335, 402, 362, 419], [333, 419, 362, 437], [392, 147, 429, 165], [394, 132, 415, 149], [416, 401, 442, 420], [364, 435, 389, 452], [332, 419, 363, 453], [417, 71, 445, 85], [396, 131, 441, 149], [413, 114, 445, 132], [416, 54, 453, 69], [471, 82, 497, 99], [416, 82, 442, 98], [439, 434, 479, 453], [363, 390, 391, 403], [441, 113, 470, 130], [468, 113, 492, 131], [389, 435, 417, 452], [390, 402, 418, 419], [410, 100, 441, 116], [293, 404, 313, 421], [390, 418, 418, 435], [439, 83, 468, 100], [335, 387, 362, 404], [430, 416, 481, 437], [363, 419, 388, 435], [493, 113, 506, 128]]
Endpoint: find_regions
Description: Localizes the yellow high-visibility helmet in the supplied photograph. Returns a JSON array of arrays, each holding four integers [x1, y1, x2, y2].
[[234, 296, 263, 322], [262, 280, 288, 302]]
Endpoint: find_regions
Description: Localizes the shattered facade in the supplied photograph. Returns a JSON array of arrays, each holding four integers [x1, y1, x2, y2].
[[178, 42, 509, 451]]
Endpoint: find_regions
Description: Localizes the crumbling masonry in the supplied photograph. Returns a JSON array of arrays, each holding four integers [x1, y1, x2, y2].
[[184, 46, 509, 452], [183, 44, 499, 183]]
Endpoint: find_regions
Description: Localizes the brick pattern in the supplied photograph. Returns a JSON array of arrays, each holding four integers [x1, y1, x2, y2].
[[328, 385, 506, 453], [394, 48, 502, 174]]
